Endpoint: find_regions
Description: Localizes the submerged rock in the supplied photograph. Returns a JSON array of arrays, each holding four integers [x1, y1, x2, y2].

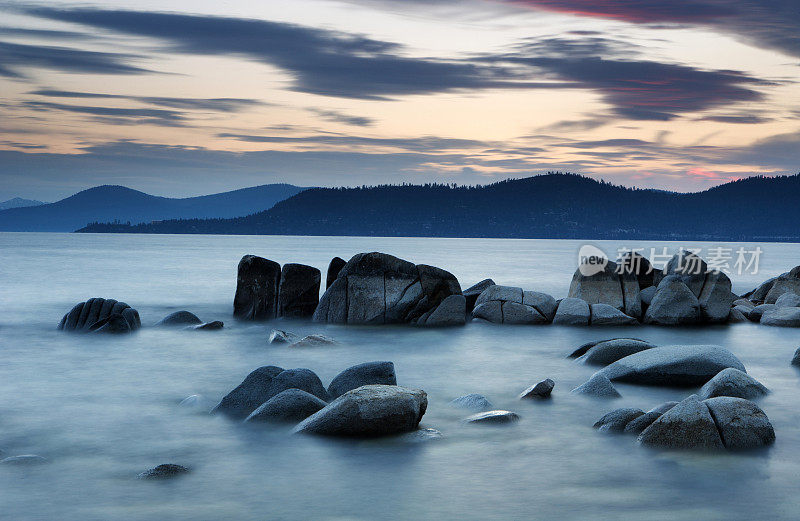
[[397, 428, 444, 443], [58, 298, 140, 333], [552, 298, 590, 326], [244, 389, 327, 424], [137, 464, 189, 480], [212, 365, 285, 419], [189, 321, 223, 331], [594, 408, 644, 432], [156, 310, 202, 326], [277, 263, 321, 318], [519, 378, 554, 399], [596, 344, 746, 387], [638, 395, 724, 450], [294, 385, 427, 437], [233, 255, 281, 321], [577, 339, 656, 366], [89, 313, 132, 334], [450, 393, 493, 411], [327, 361, 397, 400], [698, 368, 768, 400], [289, 334, 337, 348], [571, 374, 621, 398], [268, 329, 294, 344], [462, 410, 520, 424]]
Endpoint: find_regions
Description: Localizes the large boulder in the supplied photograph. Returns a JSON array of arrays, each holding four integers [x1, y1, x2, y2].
[[155, 310, 202, 327], [552, 298, 590, 326], [58, 298, 140, 332], [463, 279, 495, 313], [571, 374, 621, 398], [277, 263, 321, 318], [265, 368, 329, 403], [211, 365, 284, 419], [698, 271, 736, 323], [88, 313, 132, 334], [244, 389, 327, 424], [293, 385, 427, 437], [326, 257, 346, 289], [643, 276, 700, 325], [765, 267, 800, 303], [703, 397, 775, 450], [698, 368, 768, 400], [775, 292, 800, 307], [472, 286, 555, 324], [327, 361, 397, 400], [638, 395, 724, 450], [577, 339, 656, 366], [596, 345, 746, 387], [422, 295, 467, 327], [748, 303, 777, 322], [748, 276, 777, 304], [568, 337, 648, 358], [760, 307, 800, 327], [589, 304, 638, 326], [617, 251, 654, 290], [233, 255, 281, 320], [656, 251, 708, 296], [568, 261, 641, 319], [313, 253, 461, 325]]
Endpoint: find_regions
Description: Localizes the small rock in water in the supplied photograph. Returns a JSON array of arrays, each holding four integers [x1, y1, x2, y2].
[[189, 321, 223, 331], [268, 329, 293, 344], [792, 348, 800, 366], [571, 374, 621, 398], [519, 378, 554, 399], [289, 334, 336, 348], [449, 393, 493, 411], [156, 311, 202, 327], [594, 408, 644, 432], [137, 464, 190, 480], [244, 388, 327, 424], [462, 410, 520, 424], [398, 428, 444, 443], [1, 454, 48, 466]]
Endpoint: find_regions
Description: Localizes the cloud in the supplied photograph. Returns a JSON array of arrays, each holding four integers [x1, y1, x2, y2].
[[28, 89, 267, 112], [0, 40, 151, 78], [697, 115, 773, 124], [22, 100, 186, 126], [217, 132, 492, 152], [307, 108, 374, 127]]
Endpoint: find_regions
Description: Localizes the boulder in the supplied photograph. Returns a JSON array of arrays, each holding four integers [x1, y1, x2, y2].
[[326, 257, 347, 289], [760, 307, 800, 327], [698, 368, 768, 400], [596, 345, 746, 387], [728, 307, 749, 323], [293, 385, 427, 437], [137, 464, 189, 480], [327, 361, 397, 400], [792, 348, 800, 366], [463, 279, 495, 313], [590, 304, 638, 326], [617, 251, 654, 290], [749, 276, 777, 304], [568, 337, 648, 358], [571, 374, 621, 398], [775, 292, 800, 308], [519, 378, 554, 399], [732, 299, 755, 310], [288, 334, 337, 347], [0, 454, 48, 466], [265, 368, 329, 403], [58, 298, 140, 332], [449, 393, 493, 411], [593, 408, 644, 432], [244, 388, 327, 424], [638, 395, 724, 450], [765, 267, 800, 304], [313, 253, 461, 325], [423, 295, 466, 326], [623, 403, 678, 434], [233, 255, 281, 320], [462, 410, 520, 424], [189, 321, 223, 331], [553, 298, 590, 326], [657, 251, 708, 296], [277, 263, 321, 318], [748, 303, 777, 322], [268, 329, 294, 344], [568, 261, 641, 319], [643, 277, 700, 325], [472, 286, 554, 324], [156, 310, 202, 326], [698, 271, 736, 323], [212, 365, 285, 419], [640, 286, 657, 307], [88, 313, 132, 334], [577, 339, 656, 366], [704, 397, 775, 450]]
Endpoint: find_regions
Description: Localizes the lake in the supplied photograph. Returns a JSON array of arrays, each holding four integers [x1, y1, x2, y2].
[[1, 232, 799, 520]]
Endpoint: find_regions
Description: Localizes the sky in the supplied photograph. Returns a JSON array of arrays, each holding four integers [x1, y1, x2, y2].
[[1, 0, 799, 201]]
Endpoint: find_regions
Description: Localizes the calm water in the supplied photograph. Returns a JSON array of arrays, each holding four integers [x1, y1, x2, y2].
[[1, 233, 799, 521]]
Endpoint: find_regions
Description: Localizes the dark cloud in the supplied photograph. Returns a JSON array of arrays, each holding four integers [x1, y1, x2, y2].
[[22, 100, 186, 126], [697, 115, 773, 124], [0, 40, 151, 78], [217, 132, 492, 152], [28, 89, 266, 112], [307, 108, 374, 127], [0, 27, 90, 39]]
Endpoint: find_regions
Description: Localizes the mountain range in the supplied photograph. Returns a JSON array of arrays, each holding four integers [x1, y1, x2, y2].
[[76, 173, 800, 242], [0, 197, 45, 210], [0, 184, 305, 232]]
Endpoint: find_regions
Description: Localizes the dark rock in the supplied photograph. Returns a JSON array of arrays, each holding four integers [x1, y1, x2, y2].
[[190, 321, 223, 331], [156, 311, 202, 327], [571, 374, 621, 398], [624, 410, 667, 434], [288, 334, 336, 347], [449, 393, 493, 411], [462, 410, 520, 424], [775, 292, 800, 307], [590, 304, 638, 326], [748, 303, 777, 322], [594, 408, 644, 432], [463, 279, 495, 312], [638, 395, 724, 450], [277, 263, 321, 318], [643, 277, 700, 325], [792, 348, 800, 366], [89, 313, 132, 334], [553, 298, 590, 326], [244, 388, 327, 424], [59, 298, 139, 332], [749, 276, 777, 304], [698, 368, 768, 400], [233, 255, 281, 321], [137, 464, 189, 480], [698, 271, 737, 323], [266, 368, 329, 403], [423, 295, 466, 326], [733, 298, 755, 309], [211, 365, 285, 419], [293, 385, 427, 437], [704, 397, 775, 450], [618, 251, 654, 290], [640, 286, 657, 307], [472, 286, 554, 324], [577, 338, 656, 366], [765, 268, 800, 304], [327, 361, 397, 400], [761, 307, 800, 327], [597, 344, 746, 387], [326, 257, 347, 289], [568, 338, 648, 358], [519, 378, 554, 399], [728, 307, 749, 323]]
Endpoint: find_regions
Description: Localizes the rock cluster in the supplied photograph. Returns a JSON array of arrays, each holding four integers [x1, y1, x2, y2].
[[472, 285, 556, 324], [234, 255, 321, 320], [58, 298, 141, 333]]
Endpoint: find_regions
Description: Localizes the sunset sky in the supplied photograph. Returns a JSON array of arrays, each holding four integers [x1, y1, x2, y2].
[[1, 0, 799, 200]]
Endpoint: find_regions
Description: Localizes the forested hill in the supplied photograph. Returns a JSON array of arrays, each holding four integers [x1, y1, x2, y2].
[[77, 173, 800, 242]]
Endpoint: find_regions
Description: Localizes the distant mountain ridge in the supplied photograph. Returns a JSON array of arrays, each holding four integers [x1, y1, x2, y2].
[[0, 183, 306, 232], [0, 197, 45, 210], [76, 173, 800, 242]]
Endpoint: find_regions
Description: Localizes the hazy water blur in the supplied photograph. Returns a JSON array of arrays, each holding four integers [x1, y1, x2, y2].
[[1, 232, 799, 521]]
